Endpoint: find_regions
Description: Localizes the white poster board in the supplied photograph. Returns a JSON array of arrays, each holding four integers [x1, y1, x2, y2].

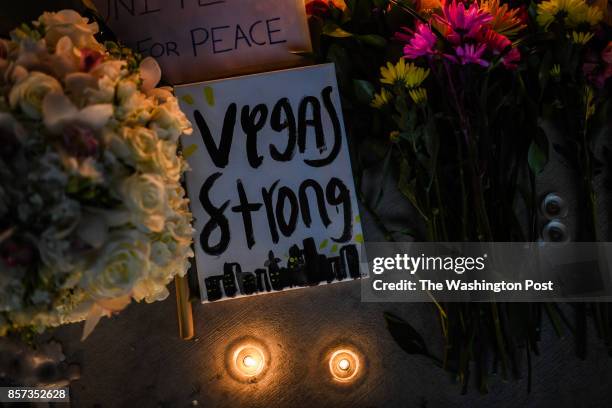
[[176, 64, 366, 302], [91, 0, 312, 84]]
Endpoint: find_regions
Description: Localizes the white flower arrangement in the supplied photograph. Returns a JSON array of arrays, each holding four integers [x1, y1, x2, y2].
[[0, 10, 194, 338]]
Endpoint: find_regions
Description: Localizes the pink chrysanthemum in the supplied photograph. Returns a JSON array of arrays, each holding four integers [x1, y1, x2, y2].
[[478, 28, 511, 54], [436, 0, 493, 44], [396, 22, 438, 60], [502, 47, 521, 70], [448, 43, 490, 67]]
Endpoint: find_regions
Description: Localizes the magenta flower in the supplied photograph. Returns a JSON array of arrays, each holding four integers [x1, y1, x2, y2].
[[478, 29, 511, 55], [79, 48, 104, 72], [502, 47, 521, 70], [436, 0, 493, 45], [397, 22, 438, 60], [62, 124, 99, 157], [449, 43, 490, 67]]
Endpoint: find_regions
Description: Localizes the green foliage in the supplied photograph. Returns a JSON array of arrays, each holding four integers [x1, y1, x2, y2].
[[308, 0, 612, 392]]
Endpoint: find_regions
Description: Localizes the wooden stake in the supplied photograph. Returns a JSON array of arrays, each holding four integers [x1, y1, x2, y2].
[[174, 275, 194, 340]]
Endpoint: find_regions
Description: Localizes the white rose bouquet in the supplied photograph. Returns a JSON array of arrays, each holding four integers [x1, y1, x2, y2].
[[0, 10, 194, 338]]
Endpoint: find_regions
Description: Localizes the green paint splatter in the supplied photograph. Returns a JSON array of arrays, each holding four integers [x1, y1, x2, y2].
[[319, 239, 329, 249], [183, 144, 198, 158], [354, 234, 364, 244], [181, 94, 194, 105], [355, 215, 361, 223], [204, 86, 215, 106], [331, 244, 338, 253]]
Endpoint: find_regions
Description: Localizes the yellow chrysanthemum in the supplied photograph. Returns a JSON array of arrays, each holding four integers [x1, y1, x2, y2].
[[582, 5, 604, 26], [371, 88, 392, 109], [409, 88, 428, 105], [570, 31, 594, 44], [550, 64, 561, 78], [536, 0, 603, 29], [380, 59, 430, 89], [481, 0, 527, 38], [389, 130, 401, 143]]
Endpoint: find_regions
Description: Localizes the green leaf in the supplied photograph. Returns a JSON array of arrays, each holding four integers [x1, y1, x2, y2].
[[356, 34, 387, 48], [326, 44, 351, 90], [322, 23, 353, 38], [389, 227, 417, 238], [528, 127, 549, 175], [352, 79, 376, 105], [384, 312, 430, 357]]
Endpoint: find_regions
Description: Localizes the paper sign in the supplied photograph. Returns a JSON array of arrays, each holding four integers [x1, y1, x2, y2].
[[176, 64, 366, 302], [91, 0, 312, 84]]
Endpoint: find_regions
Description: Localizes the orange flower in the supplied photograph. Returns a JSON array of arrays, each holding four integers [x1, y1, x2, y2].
[[480, 0, 526, 38], [306, 0, 346, 17], [417, 0, 442, 11]]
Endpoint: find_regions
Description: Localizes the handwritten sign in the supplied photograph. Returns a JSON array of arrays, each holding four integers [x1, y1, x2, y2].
[[91, 0, 312, 84], [176, 64, 366, 302]]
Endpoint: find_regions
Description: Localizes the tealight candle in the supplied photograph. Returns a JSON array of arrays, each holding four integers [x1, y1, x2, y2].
[[329, 349, 359, 382], [233, 345, 265, 377]]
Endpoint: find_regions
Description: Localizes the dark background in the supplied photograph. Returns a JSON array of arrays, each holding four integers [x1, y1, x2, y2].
[[2, 1, 612, 407]]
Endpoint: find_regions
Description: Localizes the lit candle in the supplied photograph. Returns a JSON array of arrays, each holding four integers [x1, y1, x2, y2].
[[338, 358, 350, 371], [329, 349, 360, 382], [233, 345, 265, 377]]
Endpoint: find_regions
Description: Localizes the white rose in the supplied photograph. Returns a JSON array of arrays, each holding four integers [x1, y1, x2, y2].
[[82, 232, 150, 300], [166, 181, 191, 213], [132, 275, 170, 303], [86, 60, 127, 103], [149, 98, 193, 142], [121, 173, 169, 233], [121, 126, 159, 165], [151, 240, 173, 266], [116, 79, 155, 124], [153, 141, 182, 181], [165, 213, 194, 246], [38, 10, 102, 51], [9, 72, 62, 119], [47, 36, 81, 78]]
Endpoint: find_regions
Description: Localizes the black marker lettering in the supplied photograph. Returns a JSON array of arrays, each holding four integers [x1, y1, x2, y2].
[[193, 104, 237, 168], [326, 178, 353, 242], [241, 104, 268, 169], [298, 96, 325, 155], [305, 86, 343, 167], [266, 17, 287, 45], [211, 25, 232, 54], [275, 187, 299, 237], [262, 181, 280, 244], [269, 98, 296, 161], [249, 21, 266, 45], [235, 24, 252, 49], [298, 179, 331, 228], [140, 0, 161, 15], [190, 28, 209, 56], [200, 173, 230, 255]]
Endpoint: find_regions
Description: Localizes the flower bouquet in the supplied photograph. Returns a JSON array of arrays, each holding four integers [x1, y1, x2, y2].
[[0, 10, 194, 338], [307, 0, 611, 392]]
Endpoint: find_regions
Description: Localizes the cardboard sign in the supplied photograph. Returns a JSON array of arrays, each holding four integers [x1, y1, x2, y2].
[[176, 64, 366, 302], [91, 0, 312, 84]]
